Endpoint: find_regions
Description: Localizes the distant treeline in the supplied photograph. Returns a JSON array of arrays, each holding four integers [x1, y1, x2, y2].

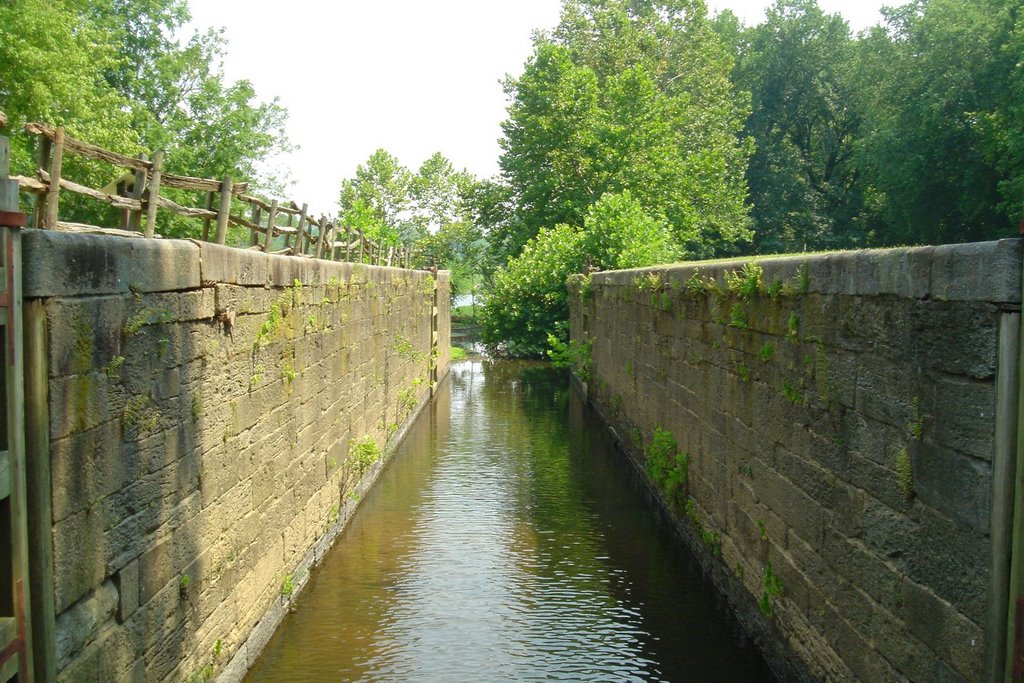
[[716, 0, 1024, 254]]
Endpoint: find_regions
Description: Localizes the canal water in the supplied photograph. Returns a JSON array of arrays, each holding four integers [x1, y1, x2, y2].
[[246, 361, 775, 682]]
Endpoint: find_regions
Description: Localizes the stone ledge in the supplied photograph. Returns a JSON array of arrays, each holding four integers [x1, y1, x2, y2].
[[24, 229, 201, 297], [591, 238, 1023, 303]]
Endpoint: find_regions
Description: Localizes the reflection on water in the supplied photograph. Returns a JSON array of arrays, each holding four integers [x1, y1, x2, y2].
[[245, 361, 775, 682]]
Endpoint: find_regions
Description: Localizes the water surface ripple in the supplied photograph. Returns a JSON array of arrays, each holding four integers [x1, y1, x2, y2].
[[246, 361, 775, 682]]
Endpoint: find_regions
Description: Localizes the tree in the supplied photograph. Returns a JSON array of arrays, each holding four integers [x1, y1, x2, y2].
[[0, 0, 140, 186], [409, 152, 474, 240], [987, 1, 1024, 222], [339, 149, 413, 247], [853, 0, 1016, 245], [482, 191, 678, 357], [466, 178, 517, 275], [408, 156, 485, 299], [0, 0, 290, 233], [733, 0, 867, 253], [497, 0, 752, 261]]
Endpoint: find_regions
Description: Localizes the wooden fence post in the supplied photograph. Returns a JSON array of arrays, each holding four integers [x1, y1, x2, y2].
[[295, 203, 308, 255], [263, 200, 277, 252], [44, 127, 64, 229], [0, 137, 17, 216], [142, 150, 163, 238], [127, 152, 148, 232], [201, 191, 215, 242], [314, 216, 326, 260], [215, 176, 233, 245], [32, 136, 51, 229], [345, 223, 351, 262], [249, 201, 261, 247]]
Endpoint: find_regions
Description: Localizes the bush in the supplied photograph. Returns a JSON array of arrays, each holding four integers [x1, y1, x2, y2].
[[481, 191, 677, 356]]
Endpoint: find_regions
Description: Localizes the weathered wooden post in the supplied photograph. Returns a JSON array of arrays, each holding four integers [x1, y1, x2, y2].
[[249, 200, 261, 247], [283, 209, 293, 252], [314, 216, 326, 260], [201, 191, 215, 242], [127, 152, 148, 232], [0, 124, 39, 681], [32, 134, 51, 229], [295, 203, 308, 255], [0, 136, 19, 223], [263, 199, 278, 252], [215, 176, 233, 245], [44, 127, 64, 229], [142, 150, 163, 238], [344, 223, 351, 262]]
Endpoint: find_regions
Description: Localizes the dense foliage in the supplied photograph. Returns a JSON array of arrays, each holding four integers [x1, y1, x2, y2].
[[338, 149, 485, 299], [481, 192, 677, 356], [481, 0, 749, 354], [726, 0, 1024, 251], [0, 0, 290, 234], [495, 0, 751, 264]]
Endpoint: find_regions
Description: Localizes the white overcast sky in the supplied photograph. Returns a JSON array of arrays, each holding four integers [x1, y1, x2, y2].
[[185, 1, 891, 215]]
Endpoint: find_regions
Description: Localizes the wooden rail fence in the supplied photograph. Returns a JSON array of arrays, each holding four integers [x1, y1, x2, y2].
[[2, 115, 415, 268]]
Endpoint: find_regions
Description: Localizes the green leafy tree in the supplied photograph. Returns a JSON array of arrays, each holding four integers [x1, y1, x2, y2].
[[339, 149, 413, 247], [497, 0, 752, 261], [734, 0, 867, 252], [482, 191, 678, 357], [408, 156, 485, 299], [987, 1, 1024, 222], [409, 152, 475, 239], [854, 0, 1017, 245], [0, 0, 290, 234], [0, 0, 140, 202]]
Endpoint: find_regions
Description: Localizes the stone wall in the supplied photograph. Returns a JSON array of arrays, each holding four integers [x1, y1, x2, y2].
[[569, 240, 1022, 682], [23, 230, 450, 682]]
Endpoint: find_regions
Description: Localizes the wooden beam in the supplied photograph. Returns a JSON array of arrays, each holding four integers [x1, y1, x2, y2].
[[215, 176, 233, 245], [263, 199, 278, 253], [44, 127, 64, 229], [161, 173, 247, 194], [31, 137, 50, 229], [24, 299, 56, 682], [127, 152, 147, 232], [26, 121, 150, 172], [142, 150, 163, 238], [201, 191, 215, 241], [249, 200, 261, 247], [37, 171, 141, 211], [295, 203, 308, 255], [0, 137, 17, 214]]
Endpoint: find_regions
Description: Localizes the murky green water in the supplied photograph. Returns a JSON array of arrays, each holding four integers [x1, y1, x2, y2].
[[246, 361, 775, 682]]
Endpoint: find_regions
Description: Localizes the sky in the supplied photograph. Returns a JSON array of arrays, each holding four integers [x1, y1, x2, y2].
[[186, 1, 891, 216]]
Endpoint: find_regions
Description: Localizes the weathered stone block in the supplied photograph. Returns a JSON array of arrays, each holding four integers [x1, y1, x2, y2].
[[116, 560, 139, 623], [50, 372, 111, 440], [912, 445, 991, 532], [906, 504, 989, 624], [930, 238, 1023, 303], [901, 578, 984, 681], [921, 377, 996, 460], [55, 579, 118, 670], [47, 295, 127, 377], [128, 238, 201, 292], [51, 419, 128, 522], [138, 538, 173, 607], [197, 241, 268, 286], [24, 229, 133, 296]]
